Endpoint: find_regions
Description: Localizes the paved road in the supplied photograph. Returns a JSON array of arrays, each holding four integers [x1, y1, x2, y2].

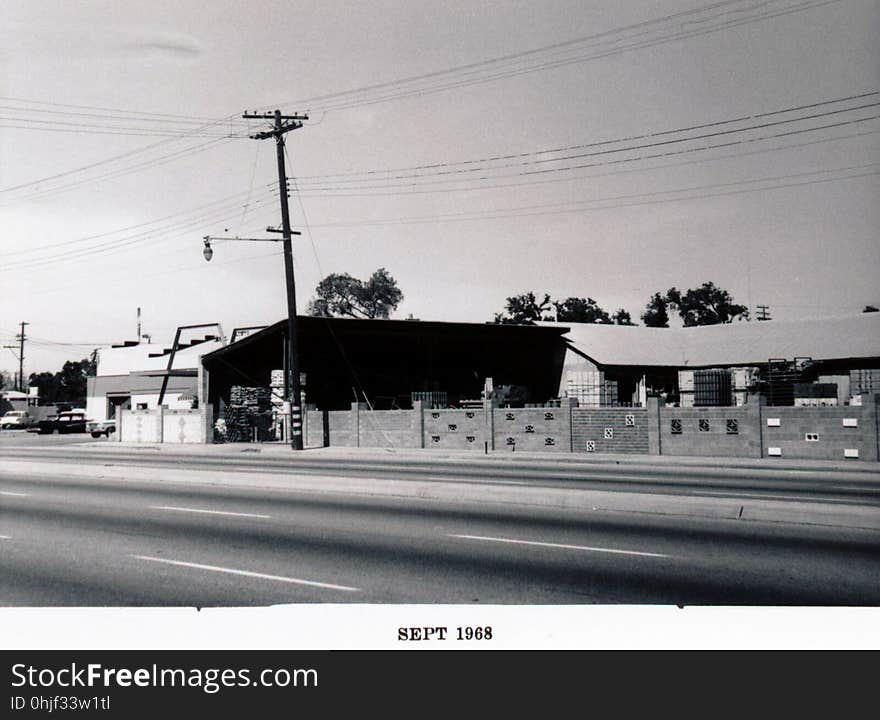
[[1, 454, 879, 606]]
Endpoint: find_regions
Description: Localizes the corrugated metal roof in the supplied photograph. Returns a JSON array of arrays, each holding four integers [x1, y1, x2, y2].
[[545, 314, 880, 368]]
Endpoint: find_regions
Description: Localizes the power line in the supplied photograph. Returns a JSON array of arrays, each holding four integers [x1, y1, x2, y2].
[[1, 184, 276, 258], [285, 116, 880, 197], [287, 0, 842, 113], [0, 192, 279, 273], [0, 114, 243, 196], [303, 163, 880, 229], [283, 108, 880, 195], [291, 91, 879, 183]]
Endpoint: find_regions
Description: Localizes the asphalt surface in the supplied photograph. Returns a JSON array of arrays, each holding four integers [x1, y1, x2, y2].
[[2, 447, 879, 606]]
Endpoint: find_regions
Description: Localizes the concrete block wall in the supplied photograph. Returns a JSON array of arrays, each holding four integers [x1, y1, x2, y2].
[[120, 407, 209, 443], [306, 409, 324, 448], [355, 403, 423, 448], [119, 408, 162, 442], [424, 408, 487, 450], [327, 410, 355, 447], [762, 401, 878, 462], [572, 407, 649, 455], [659, 405, 760, 458], [493, 406, 571, 453], [162, 408, 206, 444]]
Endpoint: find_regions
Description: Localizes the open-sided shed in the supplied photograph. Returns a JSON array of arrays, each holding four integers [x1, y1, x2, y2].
[[201, 316, 569, 411]]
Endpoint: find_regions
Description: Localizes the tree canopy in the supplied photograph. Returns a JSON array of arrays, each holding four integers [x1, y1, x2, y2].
[[666, 282, 749, 326], [493, 292, 554, 324], [641, 292, 670, 327], [495, 292, 619, 325], [27, 357, 96, 404], [307, 267, 403, 319], [554, 296, 611, 324]]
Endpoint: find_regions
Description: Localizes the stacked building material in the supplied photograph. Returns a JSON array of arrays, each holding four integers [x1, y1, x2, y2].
[[565, 370, 617, 407], [411, 391, 447, 408], [850, 368, 880, 397], [223, 405, 252, 442], [224, 385, 273, 442], [270, 370, 287, 441]]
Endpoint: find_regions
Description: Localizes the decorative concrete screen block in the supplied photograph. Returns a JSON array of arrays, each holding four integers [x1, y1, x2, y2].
[[586, 440, 596, 452], [505, 413, 515, 421], [670, 419, 682, 434], [525, 424, 535, 433], [625, 414, 635, 427], [447, 424, 457, 431], [726, 418, 738, 434], [842, 418, 858, 428], [163, 409, 203, 444], [767, 418, 781, 427], [768, 447, 782, 456], [698, 419, 710, 432], [805, 433, 819, 442], [505, 436, 516, 445], [844, 448, 859, 458], [544, 437, 556, 446], [604, 427, 613, 439], [544, 412, 555, 421]]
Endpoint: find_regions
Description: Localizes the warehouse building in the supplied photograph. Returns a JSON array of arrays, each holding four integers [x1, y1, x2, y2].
[[553, 313, 880, 407], [200, 316, 569, 414], [86, 324, 224, 422]]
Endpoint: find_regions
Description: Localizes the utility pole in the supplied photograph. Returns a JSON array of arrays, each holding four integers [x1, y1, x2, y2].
[[16, 322, 28, 391], [242, 109, 308, 450], [756, 305, 772, 321]]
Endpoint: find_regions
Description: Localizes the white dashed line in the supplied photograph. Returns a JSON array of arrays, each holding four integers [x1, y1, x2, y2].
[[0, 535, 11, 540], [131, 555, 360, 592], [149, 505, 271, 519], [0, 491, 29, 497], [449, 534, 670, 558]]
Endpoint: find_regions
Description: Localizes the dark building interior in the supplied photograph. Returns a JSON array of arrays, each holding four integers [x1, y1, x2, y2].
[[202, 316, 569, 411]]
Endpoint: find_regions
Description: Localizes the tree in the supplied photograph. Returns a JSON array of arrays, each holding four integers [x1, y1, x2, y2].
[[666, 282, 749, 326], [612, 309, 634, 326], [307, 267, 403, 319], [553, 297, 611, 324], [641, 292, 670, 327], [864, 305, 879, 313], [0, 370, 10, 391], [27, 357, 96, 404], [494, 292, 553, 324]]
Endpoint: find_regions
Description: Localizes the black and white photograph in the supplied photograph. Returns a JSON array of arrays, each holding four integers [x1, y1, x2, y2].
[[1, 0, 879, 651]]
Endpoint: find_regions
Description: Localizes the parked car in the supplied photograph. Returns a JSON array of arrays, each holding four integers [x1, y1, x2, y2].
[[86, 418, 116, 438], [0, 410, 33, 429], [32, 410, 88, 434]]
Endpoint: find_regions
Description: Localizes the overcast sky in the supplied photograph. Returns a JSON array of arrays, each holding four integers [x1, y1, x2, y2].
[[1, 0, 878, 375]]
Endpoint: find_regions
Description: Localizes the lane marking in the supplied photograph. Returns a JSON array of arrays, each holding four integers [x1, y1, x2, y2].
[[0, 535, 11, 540], [149, 505, 271, 519], [0, 491, 30, 497], [449, 534, 670, 558], [131, 555, 360, 592]]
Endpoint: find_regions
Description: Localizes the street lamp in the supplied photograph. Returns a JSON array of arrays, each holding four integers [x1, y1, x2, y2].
[[201, 230, 303, 449]]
